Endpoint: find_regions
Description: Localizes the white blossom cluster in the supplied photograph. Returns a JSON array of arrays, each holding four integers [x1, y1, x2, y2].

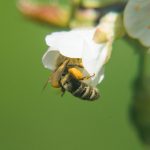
[[42, 0, 150, 87]]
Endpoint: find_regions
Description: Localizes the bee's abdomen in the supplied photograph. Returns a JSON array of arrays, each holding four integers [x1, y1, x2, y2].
[[72, 83, 100, 101]]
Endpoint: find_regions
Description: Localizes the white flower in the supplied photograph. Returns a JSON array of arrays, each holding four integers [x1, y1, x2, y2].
[[42, 12, 123, 87], [42, 28, 112, 86], [124, 0, 150, 47], [94, 12, 125, 43]]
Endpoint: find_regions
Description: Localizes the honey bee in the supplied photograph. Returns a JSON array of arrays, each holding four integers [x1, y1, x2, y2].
[[44, 55, 100, 101]]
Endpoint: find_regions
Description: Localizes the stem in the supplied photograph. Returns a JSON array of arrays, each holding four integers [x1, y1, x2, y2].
[[131, 48, 150, 146], [142, 51, 150, 79], [134, 45, 150, 81]]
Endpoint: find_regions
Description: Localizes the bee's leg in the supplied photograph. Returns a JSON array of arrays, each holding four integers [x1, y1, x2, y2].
[[61, 88, 66, 97], [80, 74, 95, 81], [67, 64, 83, 68], [59, 83, 66, 97]]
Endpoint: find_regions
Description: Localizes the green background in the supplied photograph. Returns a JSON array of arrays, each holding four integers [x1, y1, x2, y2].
[[0, 0, 144, 150]]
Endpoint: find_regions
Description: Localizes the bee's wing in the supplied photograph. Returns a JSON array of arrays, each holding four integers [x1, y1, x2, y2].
[[42, 59, 69, 91], [50, 59, 70, 88]]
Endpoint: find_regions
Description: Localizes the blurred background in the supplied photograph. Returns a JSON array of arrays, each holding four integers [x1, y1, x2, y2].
[[0, 0, 146, 150]]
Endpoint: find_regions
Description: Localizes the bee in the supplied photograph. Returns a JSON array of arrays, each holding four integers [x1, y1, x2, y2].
[[44, 55, 100, 101], [60, 72, 100, 101]]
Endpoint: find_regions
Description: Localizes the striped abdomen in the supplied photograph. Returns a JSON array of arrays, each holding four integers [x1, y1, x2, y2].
[[61, 74, 100, 101]]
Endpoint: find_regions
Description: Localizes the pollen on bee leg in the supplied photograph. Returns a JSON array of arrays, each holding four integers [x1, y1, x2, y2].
[[68, 68, 84, 80], [50, 75, 61, 88], [51, 82, 60, 88]]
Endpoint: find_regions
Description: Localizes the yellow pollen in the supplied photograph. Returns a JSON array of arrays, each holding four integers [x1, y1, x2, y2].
[[51, 80, 60, 88], [68, 68, 83, 80]]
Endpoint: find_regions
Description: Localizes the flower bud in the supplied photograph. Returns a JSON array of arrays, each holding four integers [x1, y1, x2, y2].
[[93, 12, 125, 43], [18, 0, 70, 27], [70, 9, 98, 28]]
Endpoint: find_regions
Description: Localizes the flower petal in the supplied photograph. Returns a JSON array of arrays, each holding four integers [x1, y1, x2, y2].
[[42, 47, 60, 70], [45, 29, 95, 58], [83, 40, 112, 86], [42, 28, 112, 86], [124, 0, 150, 47]]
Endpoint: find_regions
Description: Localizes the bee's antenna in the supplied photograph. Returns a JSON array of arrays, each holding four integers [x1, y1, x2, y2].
[[42, 75, 51, 92]]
